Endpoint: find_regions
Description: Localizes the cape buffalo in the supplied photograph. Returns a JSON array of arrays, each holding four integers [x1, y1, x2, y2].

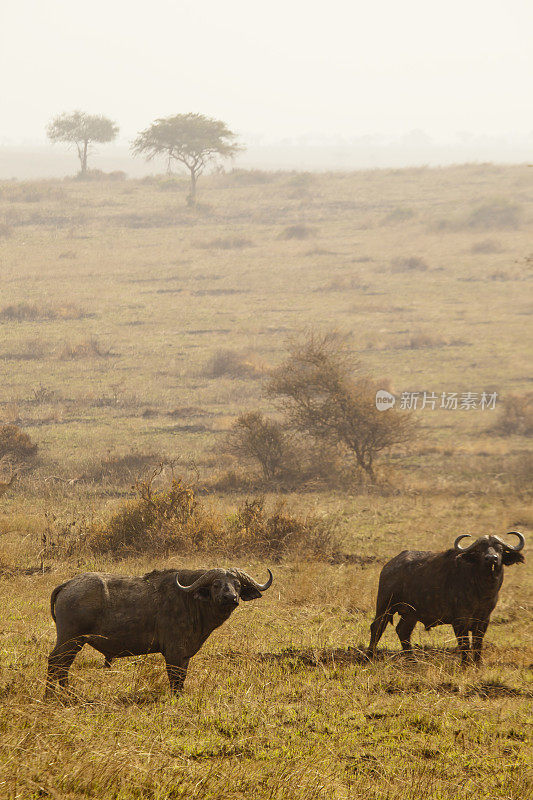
[[45, 566, 272, 697], [367, 532, 524, 664]]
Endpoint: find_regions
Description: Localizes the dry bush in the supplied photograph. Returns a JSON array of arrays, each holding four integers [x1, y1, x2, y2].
[[59, 336, 112, 359], [405, 331, 449, 349], [226, 412, 292, 481], [390, 256, 428, 272], [382, 207, 416, 224], [168, 405, 210, 418], [489, 270, 516, 281], [492, 393, 533, 437], [71, 169, 126, 182], [85, 474, 341, 560], [224, 169, 278, 186], [0, 221, 13, 237], [30, 384, 57, 404], [1, 337, 49, 361], [506, 452, 533, 493], [471, 238, 504, 254], [226, 497, 340, 559], [466, 199, 522, 229], [0, 424, 38, 463], [279, 224, 316, 240], [85, 476, 218, 555], [77, 461, 342, 558], [0, 302, 88, 321], [85, 451, 162, 483], [318, 275, 369, 292], [194, 236, 253, 249], [202, 349, 264, 379]]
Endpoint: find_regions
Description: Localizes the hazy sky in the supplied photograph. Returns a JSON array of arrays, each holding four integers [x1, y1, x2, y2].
[[1, 0, 532, 144]]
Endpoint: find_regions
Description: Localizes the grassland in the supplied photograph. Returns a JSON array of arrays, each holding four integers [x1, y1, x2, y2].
[[0, 164, 531, 798]]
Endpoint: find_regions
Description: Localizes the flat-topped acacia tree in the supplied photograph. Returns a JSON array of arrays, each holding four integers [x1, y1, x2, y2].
[[47, 111, 118, 175], [131, 113, 242, 204]]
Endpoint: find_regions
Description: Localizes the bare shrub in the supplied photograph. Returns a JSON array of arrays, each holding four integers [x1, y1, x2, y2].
[[382, 207, 416, 224], [30, 384, 57, 404], [492, 394, 533, 437], [59, 336, 112, 359], [0, 222, 13, 238], [1, 338, 49, 361], [0, 424, 38, 463], [405, 331, 449, 349], [86, 451, 161, 483], [168, 405, 210, 418], [390, 256, 428, 272], [227, 412, 291, 480], [471, 239, 504, 254], [318, 275, 369, 292], [0, 302, 89, 321], [506, 452, 533, 492], [279, 224, 316, 240], [85, 475, 214, 555], [194, 237, 253, 249], [202, 349, 264, 379], [224, 169, 278, 186], [226, 497, 340, 560], [466, 199, 522, 229]]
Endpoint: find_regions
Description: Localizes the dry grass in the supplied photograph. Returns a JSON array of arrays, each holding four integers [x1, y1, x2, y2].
[[0, 164, 531, 798]]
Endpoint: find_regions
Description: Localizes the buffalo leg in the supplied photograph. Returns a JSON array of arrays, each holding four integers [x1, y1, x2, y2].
[[396, 616, 416, 656], [164, 655, 190, 694], [367, 610, 392, 658], [452, 623, 470, 665], [471, 619, 489, 664], [45, 637, 84, 697]]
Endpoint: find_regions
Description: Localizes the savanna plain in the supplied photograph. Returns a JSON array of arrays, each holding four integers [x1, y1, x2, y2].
[[0, 164, 531, 799]]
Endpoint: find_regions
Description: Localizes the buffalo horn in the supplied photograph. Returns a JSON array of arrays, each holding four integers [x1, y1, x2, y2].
[[453, 534, 477, 552], [493, 531, 525, 552], [175, 569, 225, 592], [232, 568, 273, 592]]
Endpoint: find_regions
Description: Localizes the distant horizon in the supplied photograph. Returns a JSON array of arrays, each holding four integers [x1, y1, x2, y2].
[[0, 137, 531, 180]]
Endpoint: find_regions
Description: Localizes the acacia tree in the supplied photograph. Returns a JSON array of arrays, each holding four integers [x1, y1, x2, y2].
[[268, 331, 415, 482], [47, 111, 118, 174], [131, 113, 242, 204]]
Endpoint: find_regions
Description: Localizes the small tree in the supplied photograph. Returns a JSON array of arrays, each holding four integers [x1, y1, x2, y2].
[[227, 412, 289, 481], [268, 331, 415, 482], [47, 111, 118, 174], [131, 113, 242, 204]]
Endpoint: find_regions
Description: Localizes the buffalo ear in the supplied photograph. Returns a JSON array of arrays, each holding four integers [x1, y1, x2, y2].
[[193, 587, 211, 602], [240, 586, 262, 602], [502, 551, 525, 566]]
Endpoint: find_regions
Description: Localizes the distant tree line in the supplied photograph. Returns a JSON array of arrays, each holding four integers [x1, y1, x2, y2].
[[46, 110, 242, 203]]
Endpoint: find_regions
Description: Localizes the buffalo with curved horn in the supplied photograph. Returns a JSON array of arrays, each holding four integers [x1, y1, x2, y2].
[[45, 567, 273, 697], [367, 532, 524, 664]]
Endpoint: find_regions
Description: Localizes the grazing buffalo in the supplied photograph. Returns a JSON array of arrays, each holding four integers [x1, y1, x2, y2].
[[367, 532, 524, 664], [45, 566, 273, 696]]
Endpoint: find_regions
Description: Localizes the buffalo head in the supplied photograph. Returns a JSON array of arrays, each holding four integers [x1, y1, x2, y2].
[[176, 567, 273, 609], [454, 531, 525, 573]]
